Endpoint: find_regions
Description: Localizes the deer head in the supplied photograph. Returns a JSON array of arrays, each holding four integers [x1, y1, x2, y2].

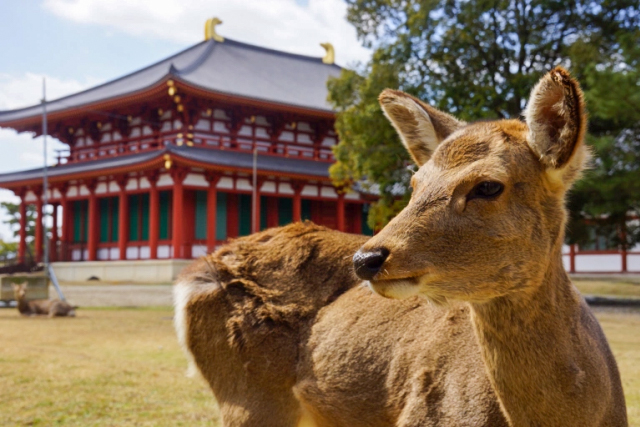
[[12, 282, 27, 300], [354, 67, 588, 304]]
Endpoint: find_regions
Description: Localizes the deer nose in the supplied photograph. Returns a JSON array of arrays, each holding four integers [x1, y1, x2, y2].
[[353, 248, 390, 280]]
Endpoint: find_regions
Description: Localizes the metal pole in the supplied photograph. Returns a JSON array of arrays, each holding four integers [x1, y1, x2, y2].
[[252, 147, 258, 233], [42, 78, 66, 301], [42, 78, 49, 270]]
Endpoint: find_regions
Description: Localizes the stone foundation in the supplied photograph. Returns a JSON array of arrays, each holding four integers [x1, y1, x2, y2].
[[51, 259, 193, 284]]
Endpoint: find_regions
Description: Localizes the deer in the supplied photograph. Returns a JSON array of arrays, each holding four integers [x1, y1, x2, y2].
[[13, 282, 77, 317], [174, 67, 627, 426]]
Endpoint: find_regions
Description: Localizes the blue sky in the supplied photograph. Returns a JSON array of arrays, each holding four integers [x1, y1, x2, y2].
[[0, 0, 370, 241]]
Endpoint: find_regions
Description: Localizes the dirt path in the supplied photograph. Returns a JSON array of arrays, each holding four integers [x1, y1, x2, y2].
[[50, 284, 173, 307]]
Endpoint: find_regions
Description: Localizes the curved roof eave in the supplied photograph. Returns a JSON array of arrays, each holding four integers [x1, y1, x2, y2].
[[0, 78, 173, 130], [0, 37, 341, 130], [0, 40, 213, 127]]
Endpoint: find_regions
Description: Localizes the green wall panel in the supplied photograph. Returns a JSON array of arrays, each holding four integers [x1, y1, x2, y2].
[[278, 198, 293, 226], [159, 191, 170, 240], [239, 194, 252, 236], [301, 199, 312, 221], [260, 196, 268, 230], [216, 193, 227, 241], [111, 198, 119, 242], [129, 195, 139, 241], [99, 198, 109, 243], [141, 193, 149, 241], [195, 190, 208, 240], [72, 200, 88, 243]]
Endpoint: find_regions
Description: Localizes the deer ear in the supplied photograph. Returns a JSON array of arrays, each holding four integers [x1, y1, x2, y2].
[[524, 67, 588, 174], [379, 89, 464, 166]]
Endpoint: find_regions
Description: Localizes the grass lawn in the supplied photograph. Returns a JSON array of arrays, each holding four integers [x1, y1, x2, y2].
[[0, 306, 638, 426], [596, 308, 640, 425], [573, 279, 640, 299], [0, 308, 218, 426]]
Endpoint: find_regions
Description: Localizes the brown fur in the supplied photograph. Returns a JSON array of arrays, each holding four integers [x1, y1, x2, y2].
[[361, 67, 627, 426], [175, 222, 507, 426], [175, 67, 626, 427], [13, 282, 76, 317]]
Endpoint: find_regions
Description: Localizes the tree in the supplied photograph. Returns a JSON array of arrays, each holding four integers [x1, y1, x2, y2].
[[329, 0, 640, 232], [0, 202, 48, 264]]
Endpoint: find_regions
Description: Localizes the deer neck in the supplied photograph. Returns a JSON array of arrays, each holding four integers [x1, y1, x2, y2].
[[16, 296, 30, 314], [469, 245, 587, 425]]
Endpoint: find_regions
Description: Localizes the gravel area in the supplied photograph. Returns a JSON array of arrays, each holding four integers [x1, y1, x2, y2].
[[50, 284, 174, 307]]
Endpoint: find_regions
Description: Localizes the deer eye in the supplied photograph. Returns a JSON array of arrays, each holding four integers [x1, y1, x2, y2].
[[468, 181, 504, 200]]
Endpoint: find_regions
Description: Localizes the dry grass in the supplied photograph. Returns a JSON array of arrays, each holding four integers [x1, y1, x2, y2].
[[574, 280, 640, 299], [0, 307, 638, 426], [0, 308, 218, 426], [595, 308, 640, 426]]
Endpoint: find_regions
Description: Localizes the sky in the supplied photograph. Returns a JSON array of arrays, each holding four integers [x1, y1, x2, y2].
[[0, 0, 371, 241]]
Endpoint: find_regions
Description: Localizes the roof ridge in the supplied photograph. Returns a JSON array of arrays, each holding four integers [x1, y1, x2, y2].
[[222, 37, 341, 68], [172, 39, 218, 76]]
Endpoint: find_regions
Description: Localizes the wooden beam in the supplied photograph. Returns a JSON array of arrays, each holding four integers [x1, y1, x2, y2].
[[292, 181, 304, 222], [117, 176, 129, 261], [171, 168, 188, 258], [86, 180, 98, 261], [148, 172, 160, 260]]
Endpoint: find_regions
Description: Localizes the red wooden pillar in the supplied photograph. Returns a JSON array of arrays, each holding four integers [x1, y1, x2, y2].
[[60, 191, 69, 262], [50, 203, 58, 262], [171, 169, 187, 258], [227, 193, 239, 238], [117, 177, 129, 260], [18, 194, 27, 264], [569, 244, 576, 274], [148, 174, 160, 260], [337, 193, 346, 232], [353, 204, 362, 235], [87, 181, 98, 261], [292, 182, 303, 222], [34, 191, 44, 263], [206, 173, 221, 252], [267, 197, 279, 228]]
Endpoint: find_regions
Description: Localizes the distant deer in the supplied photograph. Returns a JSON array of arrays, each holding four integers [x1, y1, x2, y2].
[[174, 68, 627, 426], [13, 282, 76, 317]]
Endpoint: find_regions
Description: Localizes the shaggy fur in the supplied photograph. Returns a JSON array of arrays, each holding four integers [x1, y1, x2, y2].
[[13, 282, 76, 317], [175, 67, 626, 427], [360, 67, 627, 426], [175, 222, 506, 426]]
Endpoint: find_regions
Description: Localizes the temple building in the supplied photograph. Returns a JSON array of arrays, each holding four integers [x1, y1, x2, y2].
[[0, 20, 371, 282]]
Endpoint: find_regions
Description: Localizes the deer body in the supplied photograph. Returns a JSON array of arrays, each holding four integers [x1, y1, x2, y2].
[[13, 283, 76, 317], [176, 68, 627, 426], [175, 223, 507, 426], [353, 67, 627, 425]]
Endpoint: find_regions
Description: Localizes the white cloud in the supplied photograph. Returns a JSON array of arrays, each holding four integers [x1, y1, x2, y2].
[[0, 73, 84, 242], [0, 72, 101, 110], [43, 0, 371, 66]]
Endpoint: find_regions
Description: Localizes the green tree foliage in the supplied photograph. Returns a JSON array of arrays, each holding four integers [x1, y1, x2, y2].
[[329, 0, 640, 235], [1, 202, 42, 263]]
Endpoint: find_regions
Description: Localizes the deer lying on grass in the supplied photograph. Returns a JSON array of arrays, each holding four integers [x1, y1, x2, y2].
[[174, 67, 627, 426], [13, 282, 76, 317]]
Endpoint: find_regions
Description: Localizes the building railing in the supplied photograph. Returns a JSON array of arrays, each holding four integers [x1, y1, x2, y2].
[[54, 130, 335, 165]]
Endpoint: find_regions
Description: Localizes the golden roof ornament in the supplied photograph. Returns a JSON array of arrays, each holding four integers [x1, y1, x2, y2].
[[320, 42, 335, 64], [205, 17, 224, 42]]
